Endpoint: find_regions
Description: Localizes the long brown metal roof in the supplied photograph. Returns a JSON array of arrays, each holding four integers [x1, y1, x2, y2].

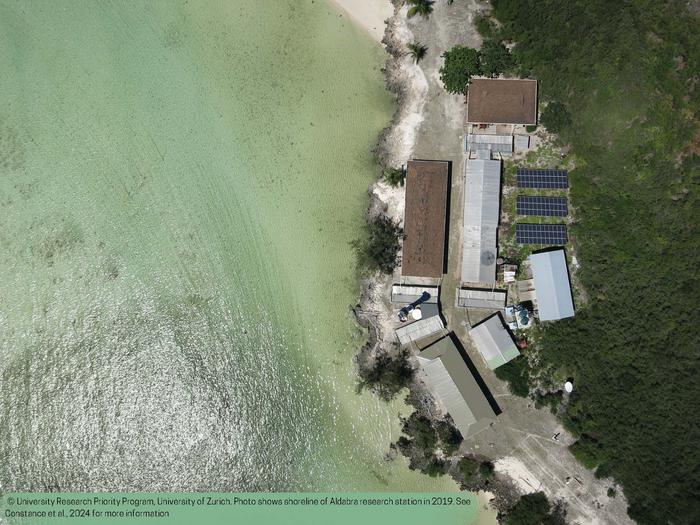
[[402, 160, 449, 278], [466, 78, 538, 125]]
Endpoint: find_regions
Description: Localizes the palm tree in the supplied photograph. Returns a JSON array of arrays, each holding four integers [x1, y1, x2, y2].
[[407, 0, 434, 19], [407, 42, 428, 63]]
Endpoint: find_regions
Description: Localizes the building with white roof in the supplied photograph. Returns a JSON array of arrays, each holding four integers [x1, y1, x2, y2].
[[529, 249, 575, 321]]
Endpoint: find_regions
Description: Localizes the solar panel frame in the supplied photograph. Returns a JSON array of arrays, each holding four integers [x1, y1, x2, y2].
[[515, 223, 568, 245], [516, 195, 568, 217], [517, 168, 569, 189]]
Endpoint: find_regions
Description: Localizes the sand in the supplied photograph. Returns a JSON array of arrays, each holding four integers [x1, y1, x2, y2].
[[328, 0, 393, 42]]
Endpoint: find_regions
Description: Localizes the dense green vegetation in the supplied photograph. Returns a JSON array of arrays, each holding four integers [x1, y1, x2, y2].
[[486, 1, 700, 523], [395, 411, 463, 476], [352, 215, 402, 274], [439, 42, 515, 93], [406, 0, 434, 19], [356, 347, 414, 401], [493, 355, 530, 397], [501, 492, 563, 525]]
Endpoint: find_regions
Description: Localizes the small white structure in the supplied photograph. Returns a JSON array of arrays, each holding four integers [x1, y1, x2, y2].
[[514, 134, 530, 151], [564, 381, 574, 393]]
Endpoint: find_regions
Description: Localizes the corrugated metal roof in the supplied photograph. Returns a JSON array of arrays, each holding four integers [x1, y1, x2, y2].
[[461, 159, 501, 285], [466, 134, 514, 153], [391, 285, 439, 304], [469, 314, 520, 370], [456, 288, 507, 309], [395, 316, 444, 346], [529, 249, 575, 321], [417, 336, 496, 438]]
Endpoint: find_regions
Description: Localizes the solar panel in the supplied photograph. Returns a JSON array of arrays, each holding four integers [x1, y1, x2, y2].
[[517, 168, 568, 188], [516, 223, 568, 245], [516, 195, 568, 217]]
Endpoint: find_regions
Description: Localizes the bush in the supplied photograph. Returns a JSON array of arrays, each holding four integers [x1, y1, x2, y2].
[[457, 457, 480, 479], [382, 167, 405, 187], [440, 46, 480, 94], [479, 461, 495, 480], [352, 216, 402, 274], [494, 356, 530, 397], [357, 348, 414, 401], [540, 102, 572, 134], [569, 434, 604, 469], [424, 456, 447, 477], [479, 40, 515, 77], [435, 420, 463, 455], [504, 492, 551, 525]]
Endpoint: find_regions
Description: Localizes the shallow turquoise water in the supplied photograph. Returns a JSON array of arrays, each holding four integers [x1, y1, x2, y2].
[[0, 0, 458, 492]]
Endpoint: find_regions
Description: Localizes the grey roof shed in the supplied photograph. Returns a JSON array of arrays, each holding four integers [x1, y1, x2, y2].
[[461, 159, 501, 285], [529, 249, 575, 321], [417, 335, 497, 438]]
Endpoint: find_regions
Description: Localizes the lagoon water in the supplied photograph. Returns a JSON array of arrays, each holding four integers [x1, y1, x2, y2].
[[0, 1, 458, 492]]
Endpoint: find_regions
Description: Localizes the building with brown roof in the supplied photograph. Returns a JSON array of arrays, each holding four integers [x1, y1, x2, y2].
[[466, 78, 538, 125], [402, 160, 450, 278]]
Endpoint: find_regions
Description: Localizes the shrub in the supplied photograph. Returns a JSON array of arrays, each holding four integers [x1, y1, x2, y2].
[[440, 46, 480, 94], [357, 348, 414, 401], [479, 40, 515, 77], [457, 457, 480, 479], [382, 167, 405, 187], [540, 102, 572, 134], [435, 420, 463, 455], [505, 492, 550, 525], [494, 355, 531, 397], [352, 216, 402, 275]]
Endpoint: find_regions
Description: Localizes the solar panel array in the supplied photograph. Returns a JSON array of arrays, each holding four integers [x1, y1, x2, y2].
[[516, 224, 568, 245], [517, 195, 568, 217], [517, 169, 568, 189]]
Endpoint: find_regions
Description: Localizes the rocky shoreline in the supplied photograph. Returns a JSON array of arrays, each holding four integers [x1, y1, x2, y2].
[[351, 1, 520, 518]]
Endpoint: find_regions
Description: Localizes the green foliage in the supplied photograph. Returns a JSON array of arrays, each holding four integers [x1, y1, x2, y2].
[[534, 390, 563, 414], [435, 420, 463, 455], [525, 125, 538, 133], [479, 41, 515, 77], [479, 461, 495, 480], [607, 487, 616, 498], [406, 0, 434, 18], [457, 456, 479, 479], [403, 413, 438, 451], [540, 102, 572, 133], [494, 356, 530, 397], [504, 492, 550, 525], [424, 456, 447, 477], [357, 348, 414, 401], [352, 216, 402, 275], [382, 166, 405, 187], [439, 41, 514, 94], [407, 42, 428, 63], [439, 46, 480, 94], [474, 15, 496, 38], [489, 2, 700, 524], [568, 434, 603, 469]]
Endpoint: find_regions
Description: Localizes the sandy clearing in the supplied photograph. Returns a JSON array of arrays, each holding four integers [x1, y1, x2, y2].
[[327, 0, 393, 43]]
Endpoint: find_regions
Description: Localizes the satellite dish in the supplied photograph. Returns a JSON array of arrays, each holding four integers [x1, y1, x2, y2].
[[564, 381, 574, 393], [411, 308, 423, 320]]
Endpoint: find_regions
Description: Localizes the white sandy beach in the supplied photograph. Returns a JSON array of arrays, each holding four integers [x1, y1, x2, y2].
[[328, 0, 393, 42]]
